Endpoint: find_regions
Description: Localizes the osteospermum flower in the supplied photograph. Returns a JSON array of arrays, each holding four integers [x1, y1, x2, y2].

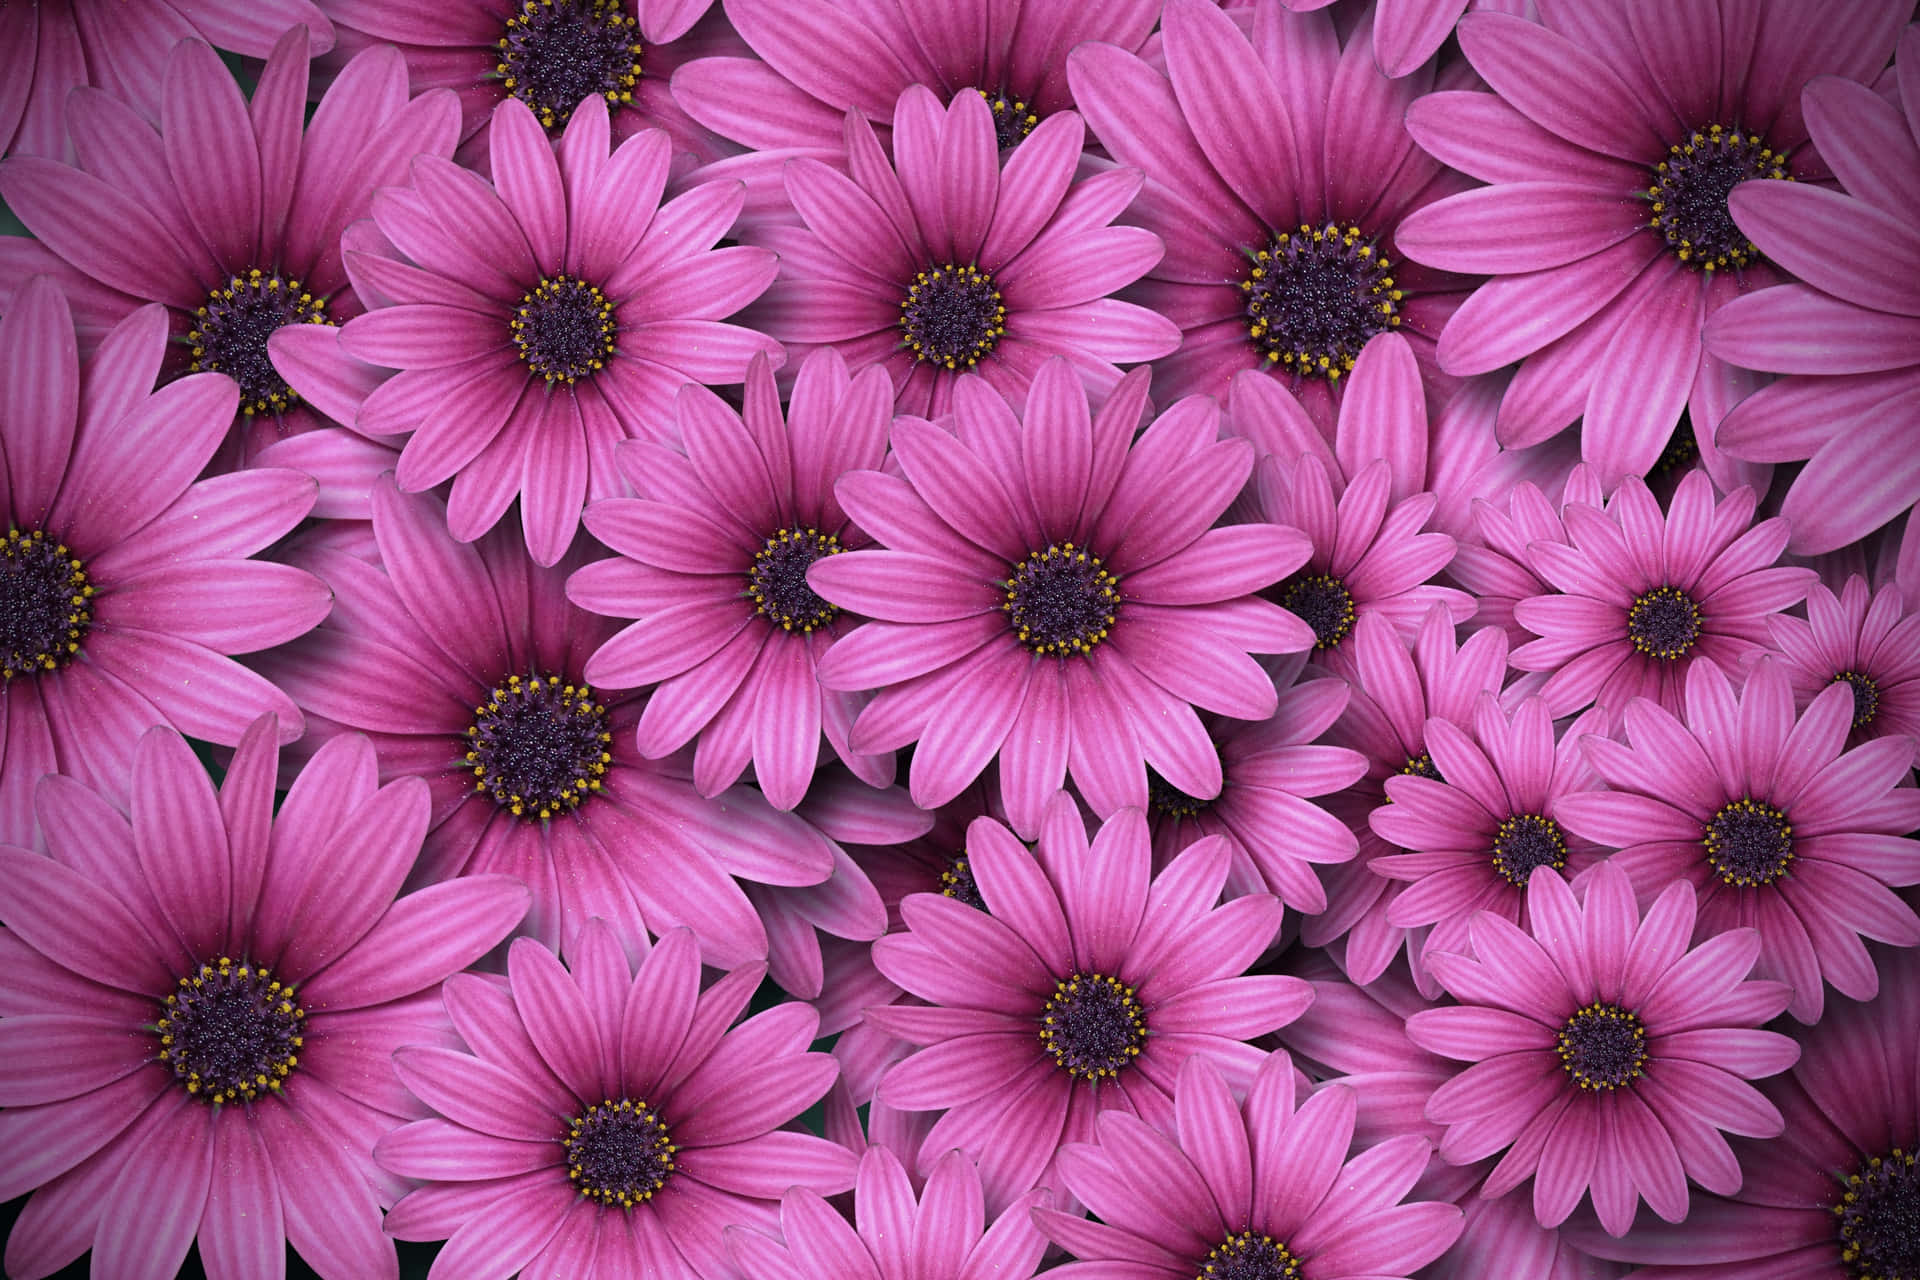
[[1560, 946, 1920, 1280], [727, 1146, 1049, 1280], [1769, 575, 1920, 761], [1396, 2, 1909, 488], [0, 719, 530, 1279], [569, 349, 893, 809], [1068, 0, 1478, 424], [314, 94, 781, 564], [1510, 469, 1816, 724], [1556, 658, 1920, 1023], [748, 85, 1178, 417], [378, 925, 857, 1278], [812, 359, 1313, 838], [1037, 1052, 1464, 1280], [1408, 862, 1800, 1236], [0, 281, 328, 848], [866, 797, 1311, 1211], [1370, 692, 1609, 974], [0, 33, 458, 495], [1707, 25, 1920, 553], [253, 477, 838, 966]]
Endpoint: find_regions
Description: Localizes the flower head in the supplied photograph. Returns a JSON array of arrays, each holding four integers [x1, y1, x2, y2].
[[1769, 575, 1920, 763]]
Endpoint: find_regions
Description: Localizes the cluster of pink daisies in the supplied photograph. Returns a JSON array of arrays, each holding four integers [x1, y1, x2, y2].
[[1, 0, 1917, 1277]]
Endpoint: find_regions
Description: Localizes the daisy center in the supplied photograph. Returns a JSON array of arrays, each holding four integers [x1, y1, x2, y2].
[[1148, 767, 1210, 819], [1279, 572, 1356, 649], [1627, 585, 1702, 661], [899, 264, 1006, 370], [748, 527, 842, 632], [1003, 543, 1121, 656], [156, 958, 305, 1105], [975, 89, 1039, 149], [498, 0, 642, 130], [512, 274, 617, 383], [1401, 752, 1440, 780], [1836, 1148, 1920, 1280], [1703, 797, 1794, 887], [1242, 222, 1402, 380], [565, 1098, 676, 1208], [1198, 1231, 1302, 1280], [1834, 670, 1880, 729], [188, 269, 330, 416], [0, 528, 92, 678], [1556, 1002, 1648, 1091], [466, 674, 612, 820], [1647, 125, 1788, 271], [939, 853, 986, 912], [1654, 419, 1699, 476], [1491, 814, 1569, 887], [1039, 972, 1146, 1080]]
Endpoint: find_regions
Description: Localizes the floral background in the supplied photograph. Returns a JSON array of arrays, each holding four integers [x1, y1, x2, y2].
[[1, 0, 1917, 1277]]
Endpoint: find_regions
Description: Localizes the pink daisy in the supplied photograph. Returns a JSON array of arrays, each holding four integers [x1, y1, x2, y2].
[[1707, 24, 1920, 553], [0, 280, 328, 848], [1770, 575, 1920, 762], [1407, 861, 1801, 1235], [1370, 691, 1610, 974], [0, 1, 332, 159], [1556, 657, 1920, 1023], [811, 359, 1314, 839], [313, 94, 782, 564], [313, 0, 735, 172], [0, 33, 458, 502], [1303, 608, 1512, 991], [0, 718, 530, 1280], [726, 1146, 1050, 1280], [1067, 0, 1479, 423], [253, 477, 839, 967], [1036, 1051, 1464, 1280], [867, 796, 1311, 1212], [377, 924, 857, 1279], [1395, 1, 1909, 489], [1561, 945, 1920, 1279], [568, 349, 893, 809], [1509, 469, 1816, 724], [746, 85, 1179, 418]]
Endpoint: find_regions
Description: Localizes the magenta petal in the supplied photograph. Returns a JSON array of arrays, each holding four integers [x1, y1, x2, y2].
[[92, 1093, 214, 1280]]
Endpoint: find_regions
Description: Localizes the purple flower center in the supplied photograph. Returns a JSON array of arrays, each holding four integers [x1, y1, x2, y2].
[[1199, 1231, 1302, 1280], [156, 957, 305, 1105], [1278, 572, 1356, 650], [1556, 1002, 1647, 1091], [939, 854, 987, 912], [0, 528, 92, 678], [188, 269, 331, 416], [1654, 418, 1699, 476], [1834, 670, 1881, 729], [899, 264, 1006, 370], [1148, 768, 1210, 819], [1647, 125, 1789, 271], [1039, 971, 1147, 1080], [975, 89, 1039, 149], [1626, 586, 1702, 661], [1836, 1148, 1920, 1280], [465, 674, 612, 820], [1241, 223, 1402, 381], [1004, 543, 1121, 656], [1491, 814, 1569, 887], [512, 275, 617, 383], [1704, 797, 1794, 887], [749, 527, 842, 632], [1401, 752, 1440, 780], [565, 1098, 676, 1208], [499, 0, 643, 131]]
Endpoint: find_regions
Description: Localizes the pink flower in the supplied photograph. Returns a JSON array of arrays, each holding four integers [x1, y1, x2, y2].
[[0, 280, 329, 848], [1446, 466, 1603, 649], [1397, 1, 1907, 489], [378, 925, 856, 1279], [0, 718, 529, 1280], [1707, 24, 1920, 553], [1408, 862, 1800, 1235], [1769, 575, 1920, 762], [1556, 658, 1920, 1023]]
